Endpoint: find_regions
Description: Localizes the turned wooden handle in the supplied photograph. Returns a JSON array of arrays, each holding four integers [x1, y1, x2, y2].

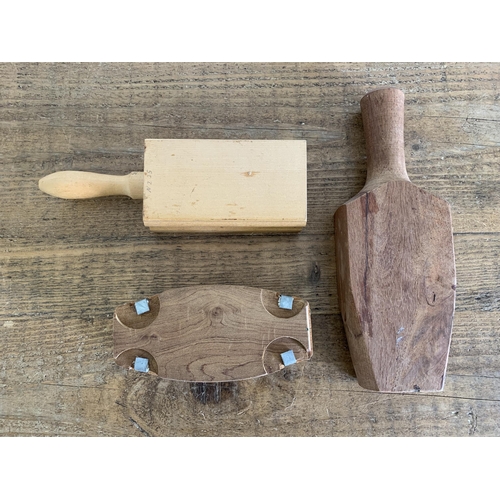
[[38, 171, 144, 199], [360, 88, 410, 189]]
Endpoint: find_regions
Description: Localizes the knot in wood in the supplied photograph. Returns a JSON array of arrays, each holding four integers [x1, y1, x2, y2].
[[209, 306, 225, 325]]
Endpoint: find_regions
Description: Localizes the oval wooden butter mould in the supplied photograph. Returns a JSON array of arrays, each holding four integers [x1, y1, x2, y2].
[[113, 285, 313, 382]]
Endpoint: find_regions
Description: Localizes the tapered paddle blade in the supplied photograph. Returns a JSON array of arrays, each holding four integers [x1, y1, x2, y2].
[[335, 180, 456, 392]]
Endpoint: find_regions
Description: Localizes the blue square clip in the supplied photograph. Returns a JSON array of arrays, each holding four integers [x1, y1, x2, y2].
[[134, 298, 150, 315], [134, 357, 149, 373], [278, 295, 294, 310], [280, 350, 297, 367]]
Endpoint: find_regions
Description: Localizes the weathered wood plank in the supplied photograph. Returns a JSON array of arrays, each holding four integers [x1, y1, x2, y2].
[[2, 62, 500, 436], [1, 308, 498, 436], [0, 233, 497, 318]]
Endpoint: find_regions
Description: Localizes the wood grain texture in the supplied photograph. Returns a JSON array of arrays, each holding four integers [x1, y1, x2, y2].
[[1, 62, 500, 436], [113, 285, 312, 382], [335, 182, 456, 392], [143, 139, 307, 232], [38, 139, 307, 233], [334, 89, 456, 392]]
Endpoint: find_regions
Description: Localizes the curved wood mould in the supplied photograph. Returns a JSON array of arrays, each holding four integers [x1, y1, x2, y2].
[[113, 285, 313, 382]]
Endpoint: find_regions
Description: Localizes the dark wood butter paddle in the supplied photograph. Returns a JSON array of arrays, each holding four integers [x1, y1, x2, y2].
[[334, 88, 456, 392]]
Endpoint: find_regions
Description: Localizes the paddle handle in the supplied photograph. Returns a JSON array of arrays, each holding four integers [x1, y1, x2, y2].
[[360, 88, 410, 189], [39, 171, 144, 199]]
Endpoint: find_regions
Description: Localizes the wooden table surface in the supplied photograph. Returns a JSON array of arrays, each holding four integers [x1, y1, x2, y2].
[[2, 62, 499, 437]]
